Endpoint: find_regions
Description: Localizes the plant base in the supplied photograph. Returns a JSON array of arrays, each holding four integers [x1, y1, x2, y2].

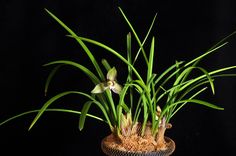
[[101, 134, 175, 156]]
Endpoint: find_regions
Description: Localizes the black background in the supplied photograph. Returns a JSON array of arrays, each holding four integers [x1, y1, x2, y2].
[[1, 0, 236, 155]]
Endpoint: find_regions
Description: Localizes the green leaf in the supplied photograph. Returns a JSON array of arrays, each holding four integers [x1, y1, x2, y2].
[[184, 42, 228, 67], [147, 37, 155, 85], [44, 64, 63, 96], [69, 35, 145, 85], [209, 66, 236, 75], [179, 80, 212, 101], [133, 13, 157, 65], [153, 61, 184, 96], [126, 33, 134, 109], [208, 31, 236, 51], [118, 7, 148, 65], [162, 99, 224, 118], [101, 59, 111, 72], [117, 83, 131, 129], [174, 66, 215, 94], [0, 108, 105, 127], [133, 80, 149, 93], [28, 91, 111, 130], [180, 66, 236, 91], [127, 32, 132, 68], [45, 9, 105, 81], [104, 89, 117, 124], [170, 87, 208, 120], [154, 61, 184, 84], [79, 101, 93, 131], [44, 60, 100, 84]]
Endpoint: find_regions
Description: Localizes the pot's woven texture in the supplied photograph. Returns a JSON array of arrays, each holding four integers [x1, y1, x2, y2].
[[101, 137, 175, 156]]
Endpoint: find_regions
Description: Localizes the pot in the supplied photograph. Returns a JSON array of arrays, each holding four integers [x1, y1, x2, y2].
[[101, 135, 175, 156]]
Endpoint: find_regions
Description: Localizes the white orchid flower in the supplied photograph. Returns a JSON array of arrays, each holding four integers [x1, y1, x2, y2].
[[91, 67, 122, 94]]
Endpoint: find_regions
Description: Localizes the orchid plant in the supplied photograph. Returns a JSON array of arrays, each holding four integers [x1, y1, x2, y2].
[[1, 7, 236, 146]]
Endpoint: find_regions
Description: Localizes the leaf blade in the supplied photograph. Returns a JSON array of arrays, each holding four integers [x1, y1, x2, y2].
[[79, 101, 93, 131]]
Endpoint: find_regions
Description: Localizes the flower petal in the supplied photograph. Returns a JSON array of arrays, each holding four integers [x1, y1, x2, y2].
[[110, 82, 122, 94], [91, 83, 108, 94], [107, 67, 117, 81]]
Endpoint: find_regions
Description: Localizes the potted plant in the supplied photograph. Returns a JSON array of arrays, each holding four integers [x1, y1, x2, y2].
[[1, 7, 236, 156]]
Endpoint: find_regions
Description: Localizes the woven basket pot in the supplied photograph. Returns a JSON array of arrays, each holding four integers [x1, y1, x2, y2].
[[101, 136, 175, 156]]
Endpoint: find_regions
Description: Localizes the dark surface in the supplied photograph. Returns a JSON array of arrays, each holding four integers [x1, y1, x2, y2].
[[1, 0, 236, 156]]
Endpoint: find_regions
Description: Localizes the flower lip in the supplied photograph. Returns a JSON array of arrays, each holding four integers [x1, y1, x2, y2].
[[107, 80, 115, 87]]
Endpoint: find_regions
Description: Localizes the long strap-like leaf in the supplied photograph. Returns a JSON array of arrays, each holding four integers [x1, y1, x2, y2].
[[45, 9, 105, 81], [0, 108, 105, 126], [28, 91, 111, 130]]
